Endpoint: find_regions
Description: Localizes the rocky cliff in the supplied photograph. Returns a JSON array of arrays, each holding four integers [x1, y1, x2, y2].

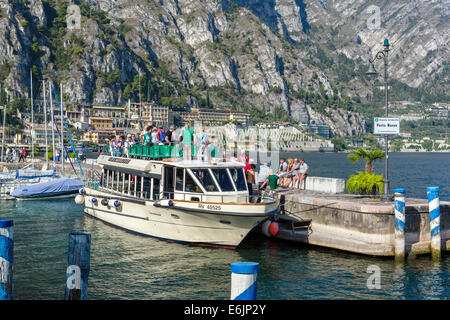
[[0, 0, 448, 136]]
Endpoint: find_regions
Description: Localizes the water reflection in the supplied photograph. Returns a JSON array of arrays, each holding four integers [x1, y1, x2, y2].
[[1, 198, 449, 300]]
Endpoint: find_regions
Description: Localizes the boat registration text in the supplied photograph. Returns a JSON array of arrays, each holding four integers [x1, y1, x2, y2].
[[198, 203, 222, 211]]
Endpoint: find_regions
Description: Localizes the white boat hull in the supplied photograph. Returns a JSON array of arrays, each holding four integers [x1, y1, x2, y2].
[[83, 187, 278, 248]]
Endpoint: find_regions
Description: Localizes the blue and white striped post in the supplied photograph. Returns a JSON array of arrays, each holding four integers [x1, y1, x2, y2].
[[394, 188, 406, 262], [65, 232, 91, 300], [427, 187, 441, 260], [230, 262, 259, 300], [0, 218, 14, 300]]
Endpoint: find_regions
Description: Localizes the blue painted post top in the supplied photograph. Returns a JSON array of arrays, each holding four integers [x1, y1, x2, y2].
[[394, 188, 405, 195], [231, 262, 259, 274], [427, 187, 440, 193], [0, 219, 13, 228], [70, 232, 91, 237]]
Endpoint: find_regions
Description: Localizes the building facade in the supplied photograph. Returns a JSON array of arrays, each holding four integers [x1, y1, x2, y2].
[[89, 117, 114, 129], [178, 108, 249, 126]]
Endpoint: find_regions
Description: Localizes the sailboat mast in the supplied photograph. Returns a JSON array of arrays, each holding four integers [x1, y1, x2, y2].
[[30, 69, 34, 168], [60, 83, 64, 176], [49, 82, 56, 168], [0, 83, 5, 163], [43, 80, 48, 168]]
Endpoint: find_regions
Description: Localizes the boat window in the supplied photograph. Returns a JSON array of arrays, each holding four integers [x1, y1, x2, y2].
[[123, 173, 129, 194], [185, 172, 203, 193], [175, 168, 184, 191], [211, 168, 234, 192], [153, 178, 160, 200], [113, 171, 119, 191], [143, 177, 151, 199], [118, 172, 124, 193], [130, 174, 137, 196], [100, 170, 104, 186], [191, 169, 219, 192], [102, 169, 109, 188], [229, 168, 247, 191]]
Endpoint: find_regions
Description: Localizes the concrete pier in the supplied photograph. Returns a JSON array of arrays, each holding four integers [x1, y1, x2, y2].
[[273, 189, 450, 257]]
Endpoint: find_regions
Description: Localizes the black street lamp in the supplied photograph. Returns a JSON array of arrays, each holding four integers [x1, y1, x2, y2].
[[366, 38, 391, 200]]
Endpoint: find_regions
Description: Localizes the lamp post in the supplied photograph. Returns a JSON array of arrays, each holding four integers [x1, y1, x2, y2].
[[366, 38, 390, 200]]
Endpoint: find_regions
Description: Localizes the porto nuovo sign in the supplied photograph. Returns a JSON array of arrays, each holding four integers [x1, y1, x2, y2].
[[374, 117, 400, 135]]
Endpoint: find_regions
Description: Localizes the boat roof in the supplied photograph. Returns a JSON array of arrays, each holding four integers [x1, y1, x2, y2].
[[97, 155, 245, 172]]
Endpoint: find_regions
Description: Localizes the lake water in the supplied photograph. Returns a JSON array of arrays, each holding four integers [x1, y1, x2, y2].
[[0, 152, 448, 300]]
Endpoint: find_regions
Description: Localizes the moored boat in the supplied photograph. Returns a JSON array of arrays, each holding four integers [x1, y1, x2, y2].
[[0, 168, 57, 199], [76, 148, 279, 249], [11, 177, 84, 200]]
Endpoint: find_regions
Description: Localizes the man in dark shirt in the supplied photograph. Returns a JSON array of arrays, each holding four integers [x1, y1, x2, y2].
[[165, 126, 175, 145]]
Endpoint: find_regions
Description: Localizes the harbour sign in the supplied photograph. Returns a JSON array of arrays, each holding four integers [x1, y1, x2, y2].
[[374, 117, 400, 134]]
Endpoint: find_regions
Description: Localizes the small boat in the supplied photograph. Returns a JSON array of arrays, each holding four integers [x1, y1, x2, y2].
[[11, 177, 84, 200], [0, 168, 57, 199]]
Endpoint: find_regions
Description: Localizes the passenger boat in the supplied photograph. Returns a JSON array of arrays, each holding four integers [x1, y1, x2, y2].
[[75, 145, 279, 249]]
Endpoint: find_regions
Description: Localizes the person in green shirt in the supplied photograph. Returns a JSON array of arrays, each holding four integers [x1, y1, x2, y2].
[[141, 125, 153, 146], [180, 123, 195, 160], [258, 169, 279, 191]]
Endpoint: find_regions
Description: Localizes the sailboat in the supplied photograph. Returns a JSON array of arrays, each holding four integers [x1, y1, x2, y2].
[[9, 80, 86, 200], [11, 177, 84, 200], [0, 74, 58, 199]]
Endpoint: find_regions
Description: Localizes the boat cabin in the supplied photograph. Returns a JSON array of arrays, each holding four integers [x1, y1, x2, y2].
[[96, 155, 250, 203]]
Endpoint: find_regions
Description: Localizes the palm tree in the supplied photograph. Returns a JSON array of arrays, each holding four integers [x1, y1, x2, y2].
[[347, 147, 385, 174]]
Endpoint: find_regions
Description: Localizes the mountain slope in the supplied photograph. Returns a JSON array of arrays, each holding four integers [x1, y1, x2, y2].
[[0, 0, 448, 136]]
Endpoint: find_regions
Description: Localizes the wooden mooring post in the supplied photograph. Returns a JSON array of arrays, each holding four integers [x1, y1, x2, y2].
[[65, 232, 91, 300]]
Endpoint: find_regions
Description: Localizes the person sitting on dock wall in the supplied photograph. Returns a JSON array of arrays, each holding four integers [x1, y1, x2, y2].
[[279, 158, 294, 186], [293, 158, 308, 189], [282, 158, 300, 188], [258, 169, 279, 192], [257, 162, 270, 189], [277, 157, 289, 186]]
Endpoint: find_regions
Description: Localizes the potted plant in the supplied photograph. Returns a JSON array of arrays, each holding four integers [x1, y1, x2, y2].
[[346, 147, 385, 195]]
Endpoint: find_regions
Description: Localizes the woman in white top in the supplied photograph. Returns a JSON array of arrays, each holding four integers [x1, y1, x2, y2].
[[151, 128, 159, 145]]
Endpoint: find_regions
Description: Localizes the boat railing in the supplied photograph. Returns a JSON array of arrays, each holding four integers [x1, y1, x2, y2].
[[103, 144, 217, 160], [160, 191, 276, 204]]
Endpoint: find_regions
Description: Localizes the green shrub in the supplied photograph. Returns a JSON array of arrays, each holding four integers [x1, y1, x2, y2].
[[346, 171, 384, 195]]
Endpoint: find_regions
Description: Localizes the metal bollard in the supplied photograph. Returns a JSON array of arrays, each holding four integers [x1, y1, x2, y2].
[[0, 218, 14, 300], [427, 187, 441, 260], [394, 188, 406, 262], [65, 232, 91, 300], [230, 262, 259, 300]]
